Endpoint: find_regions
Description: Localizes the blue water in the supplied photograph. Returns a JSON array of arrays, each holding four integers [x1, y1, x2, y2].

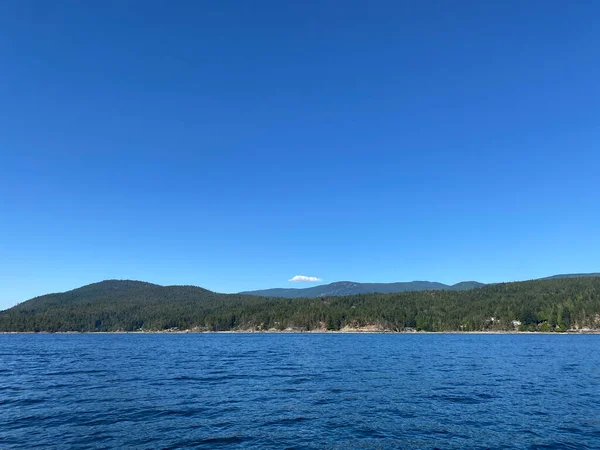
[[1, 334, 599, 449]]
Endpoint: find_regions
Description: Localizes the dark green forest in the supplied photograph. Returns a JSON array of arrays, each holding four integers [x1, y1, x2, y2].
[[1, 277, 600, 332]]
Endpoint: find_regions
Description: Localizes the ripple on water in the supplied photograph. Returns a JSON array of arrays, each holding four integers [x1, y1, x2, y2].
[[1, 334, 600, 449]]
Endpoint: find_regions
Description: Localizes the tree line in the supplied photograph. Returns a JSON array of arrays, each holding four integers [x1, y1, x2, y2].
[[1, 277, 599, 332]]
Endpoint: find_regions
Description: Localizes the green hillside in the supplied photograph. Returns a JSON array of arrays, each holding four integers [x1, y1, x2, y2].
[[1, 277, 599, 333]]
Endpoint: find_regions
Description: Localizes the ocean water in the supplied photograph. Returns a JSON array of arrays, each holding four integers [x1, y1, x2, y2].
[[1, 334, 599, 449]]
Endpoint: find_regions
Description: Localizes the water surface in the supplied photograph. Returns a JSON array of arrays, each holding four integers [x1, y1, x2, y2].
[[1, 334, 599, 449]]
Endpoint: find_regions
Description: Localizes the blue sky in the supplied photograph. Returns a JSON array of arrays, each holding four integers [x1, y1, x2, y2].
[[1, 1, 599, 309]]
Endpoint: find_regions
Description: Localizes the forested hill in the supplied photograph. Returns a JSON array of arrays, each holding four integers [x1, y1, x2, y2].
[[1, 277, 600, 333], [240, 280, 484, 298]]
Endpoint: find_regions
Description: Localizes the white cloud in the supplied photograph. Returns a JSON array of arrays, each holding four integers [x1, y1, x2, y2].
[[288, 275, 322, 283]]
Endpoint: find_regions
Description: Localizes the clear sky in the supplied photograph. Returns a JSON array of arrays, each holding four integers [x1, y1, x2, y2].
[[1, 1, 599, 309]]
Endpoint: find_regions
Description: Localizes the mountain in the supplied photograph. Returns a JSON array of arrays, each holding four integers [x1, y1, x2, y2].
[[2, 276, 600, 333], [0, 279, 240, 332], [240, 280, 485, 298]]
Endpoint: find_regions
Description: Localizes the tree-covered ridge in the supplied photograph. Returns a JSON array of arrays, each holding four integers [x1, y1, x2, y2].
[[1, 277, 599, 333]]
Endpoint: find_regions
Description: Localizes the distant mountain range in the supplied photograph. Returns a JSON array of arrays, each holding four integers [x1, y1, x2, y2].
[[240, 274, 600, 298], [239, 281, 484, 298]]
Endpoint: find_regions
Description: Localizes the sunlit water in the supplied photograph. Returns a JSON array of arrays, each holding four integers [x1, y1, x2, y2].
[[1, 334, 599, 449]]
